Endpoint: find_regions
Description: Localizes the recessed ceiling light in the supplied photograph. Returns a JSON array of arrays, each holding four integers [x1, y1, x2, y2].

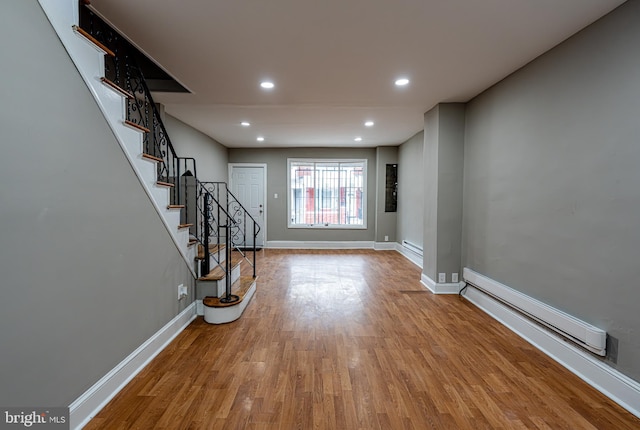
[[257, 136, 265, 142], [241, 121, 251, 127], [364, 121, 374, 127], [260, 81, 274, 89], [395, 78, 410, 86], [354, 137, 362, 142]]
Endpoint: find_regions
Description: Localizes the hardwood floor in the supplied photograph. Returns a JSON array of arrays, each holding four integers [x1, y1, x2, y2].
[[86, 249, 640, 429]]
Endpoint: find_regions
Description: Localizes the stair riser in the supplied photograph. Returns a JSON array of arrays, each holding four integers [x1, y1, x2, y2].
[[216, 264, 241, 297], [203, 282, 256, 324], [163, 210, 181, 228], [195, 263, 241, 298], [135, 153, 157, 182], [149, 185, 170, 207]]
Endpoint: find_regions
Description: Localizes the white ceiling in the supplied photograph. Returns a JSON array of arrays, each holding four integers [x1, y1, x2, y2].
[[90, 0, 625, 148]]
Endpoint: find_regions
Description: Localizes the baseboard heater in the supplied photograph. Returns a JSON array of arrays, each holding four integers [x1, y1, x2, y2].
[[402, 240, 423, 257], [463, 268, 607, 356]]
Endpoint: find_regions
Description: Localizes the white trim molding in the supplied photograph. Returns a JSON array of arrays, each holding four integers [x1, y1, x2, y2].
[[286, 158, 368, 230], [420, 273, 464, 294], [266, 240, 375, 249], [463, 284, 640, 420], [374, 242, 396, 250], [397, 243, 423, 268], [69, 302, 197, 429]]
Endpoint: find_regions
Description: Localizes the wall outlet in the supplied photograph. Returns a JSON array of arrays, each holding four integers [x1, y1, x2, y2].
[[274, 193, 278, 199], [178, 284, 187, 300], [438, 273, 446, 283], [384, 235, 389, 241], [452, 273, 459, 283]]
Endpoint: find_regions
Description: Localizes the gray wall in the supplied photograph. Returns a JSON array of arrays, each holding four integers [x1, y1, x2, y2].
[[423, 107, 439, 278], [0, 0, 194, 407], [422, 105, 465, 282], [397, 131, 424, 250], [374, 146, 398, 243], [463, 0, 640, 381], [164, 114, 229, 182], [229, 147, 377, 242], [436, 104, 465, 281]]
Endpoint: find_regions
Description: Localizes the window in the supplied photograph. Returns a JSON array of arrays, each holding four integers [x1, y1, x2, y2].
[[288, 159, 366, 228]]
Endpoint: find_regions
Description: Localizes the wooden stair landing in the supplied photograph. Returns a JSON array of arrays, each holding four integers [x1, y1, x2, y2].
[[203, 276, 257, 308]]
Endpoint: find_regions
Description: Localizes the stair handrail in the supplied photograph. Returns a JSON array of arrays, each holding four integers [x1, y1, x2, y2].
[[79, 2, 259, 295], [196, 180, 234, 274], [79, 5, 187, 207]]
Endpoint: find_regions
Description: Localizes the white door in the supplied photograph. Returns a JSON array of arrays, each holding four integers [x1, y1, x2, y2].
[[230, 165, 265, 247]]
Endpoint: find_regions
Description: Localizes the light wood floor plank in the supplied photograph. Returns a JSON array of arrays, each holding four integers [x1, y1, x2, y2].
[[84, 249, 640, 429]]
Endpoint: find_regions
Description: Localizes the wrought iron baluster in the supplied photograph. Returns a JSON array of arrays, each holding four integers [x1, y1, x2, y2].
[[79, 1, 260, 281]]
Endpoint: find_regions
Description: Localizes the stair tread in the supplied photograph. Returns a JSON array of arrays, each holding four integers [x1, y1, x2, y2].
[[196, 244, 226, 260], [167, 204, 185, 209], [156, 181, 175, 188], [203, 276, 257, 308], [124, 119, 150, 133], [100, 77, 134, 99], [72, 25, 115, 57], [198, 255, 243, 281], [142, 153, 163, 163], [178, 223, 193, 229]]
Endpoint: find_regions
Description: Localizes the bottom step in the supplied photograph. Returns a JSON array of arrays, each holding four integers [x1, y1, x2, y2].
[[203, 276, 257, 324]]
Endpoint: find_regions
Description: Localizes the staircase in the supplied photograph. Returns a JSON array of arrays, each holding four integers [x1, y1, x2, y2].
[[39, 0, 260, 324]]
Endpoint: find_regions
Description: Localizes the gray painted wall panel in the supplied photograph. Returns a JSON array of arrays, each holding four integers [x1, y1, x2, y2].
[[164, 114, 229, 182], [397, 131, 424, 250], [463, 1, 640, 381], [375, 146, 398, 243], [422, 107, 439, 279], [0, 1, 194, 406], [436, 104, 465, 279]]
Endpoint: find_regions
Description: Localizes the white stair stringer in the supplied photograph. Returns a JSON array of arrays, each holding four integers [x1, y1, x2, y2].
[[38, 0, 197, 278], [186, 244, 198, 270]]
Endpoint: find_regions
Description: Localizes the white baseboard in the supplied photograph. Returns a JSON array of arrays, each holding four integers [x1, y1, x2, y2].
[[266, 240, 374, 249], [374, 242, 396, 250], [420, 273, 464, 294], [463, 286, 640, 420], [69, 302, 197, 429], [196, 299, 204, 316], [396, 244, 423, 268]]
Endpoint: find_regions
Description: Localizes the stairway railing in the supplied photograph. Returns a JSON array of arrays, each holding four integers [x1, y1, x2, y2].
[[79, 5, 182, 203], [78, 2, 258, 298], [196, 183, 247, 301], [200, 182, 260, 278]]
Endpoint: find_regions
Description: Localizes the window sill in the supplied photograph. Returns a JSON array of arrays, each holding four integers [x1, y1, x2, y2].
[[288, 224, 367, 230]]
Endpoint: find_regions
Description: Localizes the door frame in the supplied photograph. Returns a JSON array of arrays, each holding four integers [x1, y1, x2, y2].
[[228, 163, 268, 247]]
